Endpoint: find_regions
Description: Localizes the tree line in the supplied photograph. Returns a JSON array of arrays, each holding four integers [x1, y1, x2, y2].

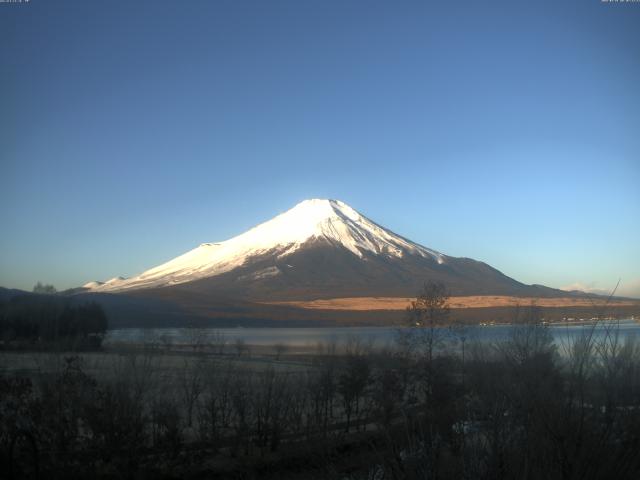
[[0, 293, 107, 349]]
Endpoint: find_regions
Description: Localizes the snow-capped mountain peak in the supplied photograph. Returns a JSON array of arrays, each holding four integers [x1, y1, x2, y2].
[[86, 199, 444, 292]]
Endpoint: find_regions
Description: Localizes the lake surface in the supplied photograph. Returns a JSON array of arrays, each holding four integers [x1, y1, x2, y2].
[[105, 319, 640, 350]]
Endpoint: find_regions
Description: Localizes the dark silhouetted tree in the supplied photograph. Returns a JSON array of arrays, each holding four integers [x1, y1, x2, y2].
[[32, 282, 57, 294]]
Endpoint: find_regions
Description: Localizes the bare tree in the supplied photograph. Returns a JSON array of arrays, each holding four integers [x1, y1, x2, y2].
[[400, 282, 453, 478], [198, 360, 235, 451], [234, 338, 249, 357], [498, 302, 555, 366], [33, 282, 57, 294], [274, 342, 288, 361], [179, 355, 206, 427], [211, 330, 227, 356], [252, 367, 291, 455], [338, 353, 371, 432], [230, 369, 253, 456], [186, 326, 207, 353], [406, 281, 451, 363]]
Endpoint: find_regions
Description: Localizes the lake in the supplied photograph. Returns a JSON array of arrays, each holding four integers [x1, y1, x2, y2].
[[105, 319, 640, 351]]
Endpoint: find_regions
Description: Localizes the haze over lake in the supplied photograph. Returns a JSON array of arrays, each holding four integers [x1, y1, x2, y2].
[[106, 319, 640, 350]]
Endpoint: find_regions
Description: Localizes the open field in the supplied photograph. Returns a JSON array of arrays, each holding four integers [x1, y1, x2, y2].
[[0, 348, 310, 379], [266, 295, 640, 311]]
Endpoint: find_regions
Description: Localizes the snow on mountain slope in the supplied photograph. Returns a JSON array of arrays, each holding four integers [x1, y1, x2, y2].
[[88, 199, 446, 292]]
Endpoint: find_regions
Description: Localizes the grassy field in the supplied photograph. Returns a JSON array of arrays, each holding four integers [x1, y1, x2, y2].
[[266, 295, 640, 311], [0, 347, 313, 381]]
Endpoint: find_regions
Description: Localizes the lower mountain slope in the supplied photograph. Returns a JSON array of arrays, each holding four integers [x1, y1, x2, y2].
[[157, 236, 567, 301], [73, 198, 623, 325]]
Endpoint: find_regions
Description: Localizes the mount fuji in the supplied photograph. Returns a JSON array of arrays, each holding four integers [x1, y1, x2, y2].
[[84, 199, 561, 301]]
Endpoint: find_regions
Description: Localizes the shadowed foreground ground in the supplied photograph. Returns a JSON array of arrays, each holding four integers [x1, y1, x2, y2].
[[2, 318, 640, 479]]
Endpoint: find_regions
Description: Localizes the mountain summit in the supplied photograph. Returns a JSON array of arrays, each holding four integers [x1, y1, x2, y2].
[[85, 199, 560, 300], [88, 199, 443, 292]]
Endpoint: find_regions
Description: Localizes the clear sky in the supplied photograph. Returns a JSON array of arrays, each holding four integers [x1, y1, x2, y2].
[[1, 0, 639, 297]]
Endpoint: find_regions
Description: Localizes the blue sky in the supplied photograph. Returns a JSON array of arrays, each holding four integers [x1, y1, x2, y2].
[[1, 0, 639, 297]]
